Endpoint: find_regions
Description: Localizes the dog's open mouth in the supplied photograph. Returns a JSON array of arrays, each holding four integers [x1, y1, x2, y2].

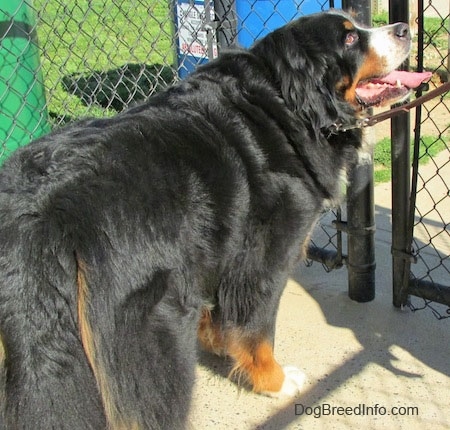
[[355, 71, 433, 107]]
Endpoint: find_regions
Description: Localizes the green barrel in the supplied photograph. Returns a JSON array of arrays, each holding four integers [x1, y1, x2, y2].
[[0, 1, 51, 164]]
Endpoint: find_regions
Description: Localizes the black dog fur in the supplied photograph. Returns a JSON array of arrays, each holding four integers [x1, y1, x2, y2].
[[0, 11, 410, 429]]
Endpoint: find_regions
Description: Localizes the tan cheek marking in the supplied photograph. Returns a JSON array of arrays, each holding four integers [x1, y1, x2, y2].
[[344, 86, 358, 105], [336, 74, 352, 93], [344, 47, 387, 104], [358, 47, 388, 80]]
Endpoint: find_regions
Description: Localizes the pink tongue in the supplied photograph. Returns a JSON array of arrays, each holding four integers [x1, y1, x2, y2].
[[373, 71, 433, 89]]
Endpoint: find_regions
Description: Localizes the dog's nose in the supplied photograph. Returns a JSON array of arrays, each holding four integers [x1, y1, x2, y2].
[[394, 23, 410, 39]]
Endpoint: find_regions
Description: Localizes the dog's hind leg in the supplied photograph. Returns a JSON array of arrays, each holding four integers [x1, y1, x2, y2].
[[77, 260, 200, 430]]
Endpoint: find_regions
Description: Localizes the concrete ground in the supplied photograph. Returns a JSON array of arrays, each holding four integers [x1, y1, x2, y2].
[[188, 143, 450, 429]]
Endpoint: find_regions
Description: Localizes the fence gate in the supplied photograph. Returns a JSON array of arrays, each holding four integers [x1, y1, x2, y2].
[[391, 0, 450, 319]]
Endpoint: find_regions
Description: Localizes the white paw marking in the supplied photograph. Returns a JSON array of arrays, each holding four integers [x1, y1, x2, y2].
[[263, 366, 306, 398]]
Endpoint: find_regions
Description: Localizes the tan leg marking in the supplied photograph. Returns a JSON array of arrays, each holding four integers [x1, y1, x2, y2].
[[227, 336, 285, 393], [198, 308, 285, 393]]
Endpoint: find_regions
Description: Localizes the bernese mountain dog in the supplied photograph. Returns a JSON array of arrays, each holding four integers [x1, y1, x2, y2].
[[0, 10, 416, 430]]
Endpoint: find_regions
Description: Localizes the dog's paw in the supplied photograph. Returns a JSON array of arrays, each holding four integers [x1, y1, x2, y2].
[[263, 366, 306, 398]]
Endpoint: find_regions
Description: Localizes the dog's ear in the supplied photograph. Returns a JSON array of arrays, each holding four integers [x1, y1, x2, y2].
[[252, 29, 348, 133]]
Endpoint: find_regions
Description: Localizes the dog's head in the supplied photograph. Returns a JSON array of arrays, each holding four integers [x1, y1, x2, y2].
[[251, 10, 424, 129]]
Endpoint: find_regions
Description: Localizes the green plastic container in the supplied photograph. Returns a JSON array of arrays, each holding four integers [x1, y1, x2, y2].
[[0, 1, 51, 164]]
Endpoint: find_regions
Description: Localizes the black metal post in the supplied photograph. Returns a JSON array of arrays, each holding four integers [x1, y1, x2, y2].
[[346, 153, 376, 302], [214, 0, 238, 50], [389, 0, 411, 307], [343, 0, 376, 302]]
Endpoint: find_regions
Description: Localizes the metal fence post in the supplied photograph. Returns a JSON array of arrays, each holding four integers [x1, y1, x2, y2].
[[213, 0, 238, 49], [342, 0, 376, 302], [389, 0, 411, 307]]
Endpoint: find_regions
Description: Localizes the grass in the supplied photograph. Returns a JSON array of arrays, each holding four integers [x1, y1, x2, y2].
[[34, 0, 174, 123], [372, 11, 389, 27], [373, 135, 448, 183]]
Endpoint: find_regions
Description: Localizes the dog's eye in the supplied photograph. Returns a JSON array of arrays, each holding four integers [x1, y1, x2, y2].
[[344, 32, 359, 47]]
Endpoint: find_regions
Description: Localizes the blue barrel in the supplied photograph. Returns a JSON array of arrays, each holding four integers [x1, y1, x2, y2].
[[174, 0, 341, 78], [237, 0, 343, 47]]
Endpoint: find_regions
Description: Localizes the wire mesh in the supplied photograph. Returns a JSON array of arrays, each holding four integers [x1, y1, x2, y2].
[[408, 1, 450, 318]]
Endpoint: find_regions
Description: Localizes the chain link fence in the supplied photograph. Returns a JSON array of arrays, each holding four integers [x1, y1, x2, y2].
[[1, 0, 179, 163], [406, 1, 450, 318]]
